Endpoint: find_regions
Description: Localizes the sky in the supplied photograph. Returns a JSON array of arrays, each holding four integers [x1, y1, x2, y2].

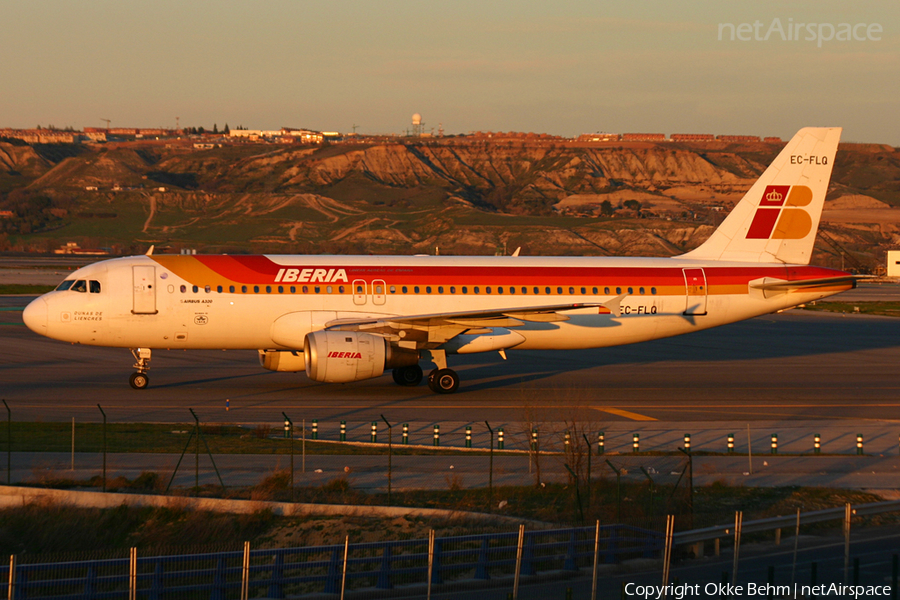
[[2, 0, 898, 144]]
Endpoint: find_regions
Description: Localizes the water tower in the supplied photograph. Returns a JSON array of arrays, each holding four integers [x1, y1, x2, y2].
[[411, 113, 424, 136]]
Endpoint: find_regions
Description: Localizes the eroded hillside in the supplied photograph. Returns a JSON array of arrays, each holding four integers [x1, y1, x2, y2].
[[1, 139, 898, 271]]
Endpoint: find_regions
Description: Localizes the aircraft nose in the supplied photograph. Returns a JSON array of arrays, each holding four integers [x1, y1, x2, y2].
[[22, 296, 48, 334]]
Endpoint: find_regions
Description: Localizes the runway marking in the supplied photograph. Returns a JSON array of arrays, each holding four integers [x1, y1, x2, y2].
[[594, 407, 658, 421]]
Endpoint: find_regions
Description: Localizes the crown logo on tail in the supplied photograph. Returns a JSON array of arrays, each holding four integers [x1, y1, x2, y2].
[[765, 189, 783, 203]]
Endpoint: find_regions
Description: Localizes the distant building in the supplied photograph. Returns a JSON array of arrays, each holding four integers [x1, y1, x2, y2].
[[622, 133, 666, 142], [763, 137, 783, 143], [670, 133, 715, 142], [887, 251, 900, 277], [576, 133, 620, 142], [0, 129, 81, 144], [717, 135, 761, 143]]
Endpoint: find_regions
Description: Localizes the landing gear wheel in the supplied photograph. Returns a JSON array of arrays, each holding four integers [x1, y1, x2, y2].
[[392, 364, 423, 386], [129, 372, 149, 390], [431, 368, 459, 394], [427, 369, 439, 392]]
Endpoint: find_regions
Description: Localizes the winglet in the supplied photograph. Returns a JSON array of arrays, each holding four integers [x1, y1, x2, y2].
[[511, 247, 521, 257], [602, 294, 628, 317], [145, 245, 155, 256]]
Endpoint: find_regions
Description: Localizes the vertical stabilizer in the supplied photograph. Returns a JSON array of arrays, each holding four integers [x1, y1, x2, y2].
[[680, 127, 841, 264]]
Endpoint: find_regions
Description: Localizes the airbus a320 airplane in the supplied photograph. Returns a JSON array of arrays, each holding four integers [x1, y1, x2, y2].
[[23, 127, 855, 394]]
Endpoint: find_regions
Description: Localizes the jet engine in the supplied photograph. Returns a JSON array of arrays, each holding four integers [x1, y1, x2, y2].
[[304, 331, 418, 383]]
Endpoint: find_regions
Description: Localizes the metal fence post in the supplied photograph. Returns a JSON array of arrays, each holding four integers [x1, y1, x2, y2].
[[591, 520, 600, 600], [844, 503, 851, 583], [241, 541, 250, 600], [97, 404, 107, 492], [129, 547, 137, 600], [732, 511, 742, 586], [2, 401, 10, 486], [381, 414, 392, 506], [513, 524, 525, 600], [340, 536, 349, 600], [282, 413, 294, 501], [8, 554, 16, 600], [426, 530, 435, 600], [485, 421, 494, 511]]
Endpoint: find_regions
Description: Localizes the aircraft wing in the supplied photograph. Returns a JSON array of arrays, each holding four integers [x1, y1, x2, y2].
[[324, 297, 625, 348]]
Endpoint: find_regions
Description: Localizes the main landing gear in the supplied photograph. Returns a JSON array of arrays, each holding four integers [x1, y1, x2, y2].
[[427, 368, 459, 394], [129, 348, 152, 390], [391, 364, 423, 386]]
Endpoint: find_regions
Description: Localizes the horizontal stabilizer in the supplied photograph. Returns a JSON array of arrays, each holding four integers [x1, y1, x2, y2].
[[749, 275, 860, 291]]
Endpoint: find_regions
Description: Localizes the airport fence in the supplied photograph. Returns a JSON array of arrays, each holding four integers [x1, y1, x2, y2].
[[0, 523, 661, 599]]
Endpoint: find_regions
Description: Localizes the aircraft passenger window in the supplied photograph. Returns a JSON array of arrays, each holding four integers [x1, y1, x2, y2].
[[339, 285, 345, 293], [462, 286, 468, 294], [580, 287, 586, 295], [616, 287, 622, 294], [651, 287, 657, 295], [604, 287, 610, 294], [592, 287, 598, 294], [486, 287, 491, 294], [314, 286, 320, 293], [375, 285, 383, 294], [229, 286, 235, 293], [278, 286, 284, 293], [414, 286, 420, 294], [326, 286, 333, 294], [639, 287, 645, 294], [627, 287, 633, 294], [254, 286, 260, 293], [509, 287, 515, 294], [390, 286, 396, 294], [438, 286, 444, 294], [240, 285, 247, 293], [557, 287, 563, 295], [426, 286, 432, 294], [290, 286, 296, 293], [266, 286, 272, 293], [569, 287, 575, 295], [532, 287, 538, 294], [217, 285, 223, 293], [56, 280, 75, 291], [302, 286, 308, 293], [90, 281, 101, 293], [356, 285, 364, 293], [205, 285, 211, 293], [70, 280, 87, 293], [402, 286, 408, 293], [474, 286, 480, 294], [180, 285, 187, 293], [450, 286, 456, 293], [193, 285, 199, 293], [498, 287, 503, 294]]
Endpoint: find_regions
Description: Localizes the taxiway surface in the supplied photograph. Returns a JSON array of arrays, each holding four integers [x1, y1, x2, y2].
[[3, 296, 900, 425]]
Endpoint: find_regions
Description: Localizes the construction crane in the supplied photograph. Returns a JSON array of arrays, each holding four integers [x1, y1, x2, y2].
[[100, 118, 111, 130]]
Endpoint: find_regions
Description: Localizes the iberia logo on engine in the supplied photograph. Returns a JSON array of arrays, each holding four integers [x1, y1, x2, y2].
[[746, 185, 813, 240], [328, 351, 362, 359]]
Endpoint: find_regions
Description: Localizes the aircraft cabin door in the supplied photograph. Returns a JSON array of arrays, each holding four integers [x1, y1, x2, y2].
[[682, 268, 707, 316], [372, 279, 386, 305], [132, 265, 158, 314], [352, 279, 367, 305]]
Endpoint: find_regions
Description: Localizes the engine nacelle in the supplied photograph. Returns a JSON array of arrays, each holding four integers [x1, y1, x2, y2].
[[258, 350, 306, 372], [304, 331, 417, 383]]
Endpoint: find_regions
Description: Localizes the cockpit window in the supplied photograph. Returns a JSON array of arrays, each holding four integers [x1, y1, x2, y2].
[[89, 280, 101, 293], [70, 280, 87, 293], [56, 280, 75, 291]]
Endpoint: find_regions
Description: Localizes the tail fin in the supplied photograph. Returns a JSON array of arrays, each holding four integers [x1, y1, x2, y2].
[[680, 127, 841, 264]]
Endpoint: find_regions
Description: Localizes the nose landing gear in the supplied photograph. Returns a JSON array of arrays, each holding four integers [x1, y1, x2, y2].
[[129, 348, 152, 389]]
